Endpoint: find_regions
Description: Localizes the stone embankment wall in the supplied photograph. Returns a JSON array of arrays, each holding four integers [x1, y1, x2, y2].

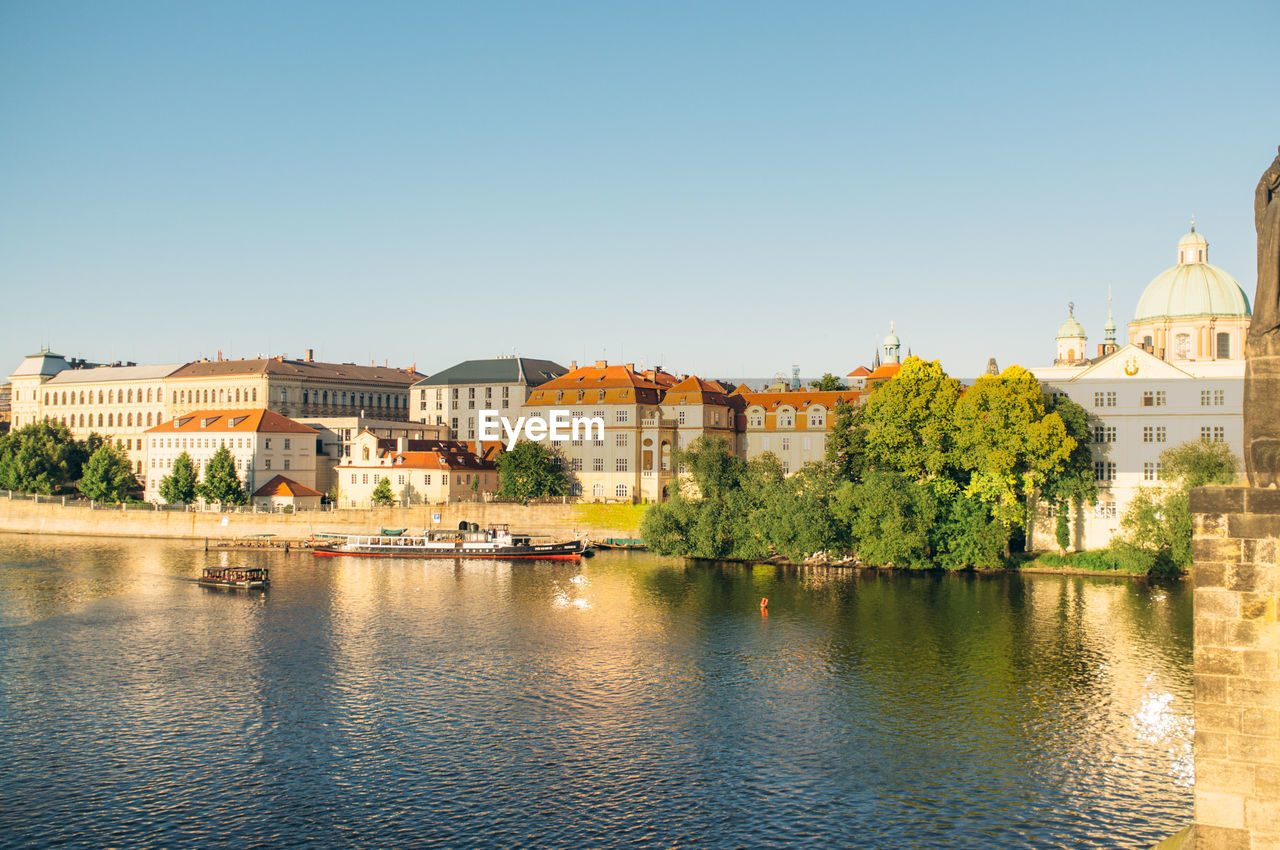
[[0, 497, 645, 543], [1190, 486, 1280, 848]]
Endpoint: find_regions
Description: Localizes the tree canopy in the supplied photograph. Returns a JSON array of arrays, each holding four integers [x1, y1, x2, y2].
[[0, 420, 95, 494], [78, 444, 138, 503], [158, 452, 198, 504], [809, 373, 846, 391], [496, 441, 568, 502], [199, 446, 246, 505], [371, 476, 396, 506]]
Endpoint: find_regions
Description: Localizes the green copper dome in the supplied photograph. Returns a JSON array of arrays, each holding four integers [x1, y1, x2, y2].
[[1056, 313, 1085, 339], [1133, 225, 1251, 322]]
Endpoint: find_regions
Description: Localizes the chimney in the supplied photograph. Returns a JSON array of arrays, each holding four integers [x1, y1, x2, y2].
[[397, 436, 407, 453], [305, 348, 314, 362], [217, 350, 223, 361], [571, 360, 578, 371], [594, 359, 607, 369]]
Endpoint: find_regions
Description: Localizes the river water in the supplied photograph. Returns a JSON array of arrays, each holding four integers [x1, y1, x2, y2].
[[0, 533, 1192, 847]]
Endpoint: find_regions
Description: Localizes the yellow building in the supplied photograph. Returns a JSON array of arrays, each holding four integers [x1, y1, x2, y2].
[[737, 388, 867, 474]]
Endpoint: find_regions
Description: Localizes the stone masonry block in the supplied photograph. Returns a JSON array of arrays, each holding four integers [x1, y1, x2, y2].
[[1196, 538, 1244, 564], [1198, 790, 1246, 829], [1194, 823, 1250, 850], [1231, 734, 1280, 764], [1198, 729, 1234, 760], [1199, 589, 1243, 620], [1232, 564, 1280, 594], [1197, 758, 1256, 795], [1197, 562, 1229, 589], [1198, 512, 1230, 537], [1197, 674, 1230, 705], [1247, 488, 1280, 515], [1257, 765, 1280, 800], [1243, 651, 1280, 679], [1245, 538, 1280, 567], [1199, 703, 1245, 733], [1242, 707, 1280, 738], [1197, 646, 1245, 676], [1242, 592, 1278, 622], [1247, 798, 1280, 832], [1230, 513, 1280, 541], [1192, 486, 1246, 514], [1229, 677, 1280, 708]]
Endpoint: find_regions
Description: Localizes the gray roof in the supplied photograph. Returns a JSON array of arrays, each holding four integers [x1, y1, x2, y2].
[[9, 351, 70, 378], [45, 363, 184, 384], [169, 358, 422, 385], [413, 357, 567, 388]]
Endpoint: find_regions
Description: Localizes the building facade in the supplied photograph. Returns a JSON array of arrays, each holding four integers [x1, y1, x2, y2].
[[410, 357, 566, 440], [1031, 225, 1250, 550], [336, 430, 498, 507], [144, 408, 319, 503], [737, 388, 867, 474]]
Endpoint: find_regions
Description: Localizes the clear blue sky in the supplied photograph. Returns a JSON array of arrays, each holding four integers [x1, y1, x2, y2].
[[2, 0, 1278, 381]]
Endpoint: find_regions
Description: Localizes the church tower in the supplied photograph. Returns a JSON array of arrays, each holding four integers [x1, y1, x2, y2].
[[882, 322, 901, 365], [1055, 303, 1088, 365]]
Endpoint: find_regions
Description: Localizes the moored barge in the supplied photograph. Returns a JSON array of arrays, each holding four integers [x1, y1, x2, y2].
[[312, 524, 586, 561]]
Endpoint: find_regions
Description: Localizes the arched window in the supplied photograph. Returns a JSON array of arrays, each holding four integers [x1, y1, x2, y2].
[[43, 392, 48, 405], [126, 389, 132, 403], [252, 388, 257, 402], [592, 483, 604, 499], [1217, 332, 1230, 359], [147, 412, 152, 426], [79, 414, 85, 427], [61, 391, 67, 405], [98, 390, 104, 404], [107, 413, 113, 427], [362, 446, 371, 460], [146, 388, 152, 402], [108, 389, 114, 404], [235, 389, 241, 403], [127, 413, 133, 426], [323, 390, 328, 405], [98, 414, 103, 427], [303, 389, 310, 404]]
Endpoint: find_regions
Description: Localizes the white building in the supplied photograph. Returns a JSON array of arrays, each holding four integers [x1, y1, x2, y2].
[[1031, 225, 1249, 549], [144, 408, 319, 503], [410, 356, 566, 441]]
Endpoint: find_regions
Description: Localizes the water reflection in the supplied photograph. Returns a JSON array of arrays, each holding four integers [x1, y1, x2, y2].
[[0, 534, 1191, 847]]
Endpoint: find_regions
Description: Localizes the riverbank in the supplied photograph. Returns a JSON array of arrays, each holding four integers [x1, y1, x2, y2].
[[0, 496, 644, 543], [726, 550, 1181, 580]]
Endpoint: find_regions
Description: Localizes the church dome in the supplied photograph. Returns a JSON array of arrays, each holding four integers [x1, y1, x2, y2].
[[1056, 314, 1086, 339], [1132, 225, 1251, 322]]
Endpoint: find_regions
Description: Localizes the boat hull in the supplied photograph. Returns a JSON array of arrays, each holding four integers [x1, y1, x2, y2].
[[312, 541, 586, 561]]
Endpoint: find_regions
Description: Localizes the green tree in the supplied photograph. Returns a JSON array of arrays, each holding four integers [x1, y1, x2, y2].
[[932, 496, 1006, 570], [861, 357, 962, 485], [78, 444, 138, 503], [1042, 394, 1097, 509], [1120, 440, 1239, 572], [951, 365, 1073, 552], [825, 398, 867, 483], [496, 441, 569, 502], [1161, 439, 1238, 488], [371, 476, 396, 506], [0, 420, 87, 493], [199, 445, 246, 505], [837, 471, 937, 569], [158, 451, 198, 504], [809, 373, 846, 391], [1055, 507, 1070, 553]]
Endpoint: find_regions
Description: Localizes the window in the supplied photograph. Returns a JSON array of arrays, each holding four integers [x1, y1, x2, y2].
[[1093, 501, 1117, 519], [441, 474, 448, 486], [1217, 332, 1230, 359], [281, 389, 288, 403], [592, 483, 604, 499], [362, 474, 369, 484], [615, 484, 628, 499], [615, 457, 628, 472], [779, 413, 794, 427], [283, 459, 291, 471], [810, 413, 825, 428], [264, 460, 272, 470], [571, 458, 583, 471], [425, 474, 432, 486], [1201, 389, 1212, 406], [748, 413, 763, 428], [1094, 425, 1116, 443], [1094, 461, 1116, 482], [397, 475, 405, 485], [283, 439, 291, 450], [1214, 389, 1225, 406], [571, 482, 583, 496], [678, 410, 686, 425], [781, 437, 791, 451], [615, 410, 629, 424], [593, 457, 604, 472], [264, 439, 271, 449], [615, 433, 628, 447]]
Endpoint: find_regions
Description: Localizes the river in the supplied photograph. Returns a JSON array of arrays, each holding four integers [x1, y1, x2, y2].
[[0, 533, 1192, 847]]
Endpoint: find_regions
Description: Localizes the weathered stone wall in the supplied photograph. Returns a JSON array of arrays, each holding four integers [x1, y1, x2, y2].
[[1191, 486, 1280, 848], [0, 496, 645, 543]]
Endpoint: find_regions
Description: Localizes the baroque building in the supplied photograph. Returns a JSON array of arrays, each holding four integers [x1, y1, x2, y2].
[[1031, 225, 1249, 549]]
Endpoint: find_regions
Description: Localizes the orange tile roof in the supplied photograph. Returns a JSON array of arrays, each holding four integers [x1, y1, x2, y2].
[[253, 475, 323, 498], [145, 408, 318, 435], [846, 366, 871, 377], [867, 363, 902, 381], [738, 389, 867, 412], [524, 363, 667, 406]]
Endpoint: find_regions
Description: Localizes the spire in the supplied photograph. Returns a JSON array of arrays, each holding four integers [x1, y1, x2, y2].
[[1104, 287, 1116, 343]]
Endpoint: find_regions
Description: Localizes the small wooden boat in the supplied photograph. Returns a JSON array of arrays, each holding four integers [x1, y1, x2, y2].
[[595, 537, 647, 550], [198, 567, 269, 589]]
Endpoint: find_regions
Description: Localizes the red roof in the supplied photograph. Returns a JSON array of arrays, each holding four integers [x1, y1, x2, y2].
[[253, 475, 323, 498], [846, 366, 871, 377], [738, 389, 867, 412], [867, 363, 902, 381], [146, 408, 318, 435]]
